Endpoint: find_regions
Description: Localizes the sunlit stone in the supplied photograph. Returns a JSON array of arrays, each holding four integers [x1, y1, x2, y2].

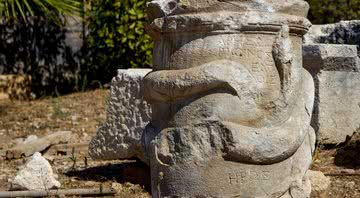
[[141, 0, 316, 197]]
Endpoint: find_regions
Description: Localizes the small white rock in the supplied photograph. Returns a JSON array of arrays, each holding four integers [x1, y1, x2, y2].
[[12, 152, 61, 190]]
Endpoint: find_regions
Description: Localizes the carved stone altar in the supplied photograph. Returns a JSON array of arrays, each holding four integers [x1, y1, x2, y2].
[[141, 0, 316, 197]]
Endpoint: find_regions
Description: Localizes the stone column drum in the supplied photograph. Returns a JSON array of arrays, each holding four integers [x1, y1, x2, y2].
[[143, 0, 316, 197]]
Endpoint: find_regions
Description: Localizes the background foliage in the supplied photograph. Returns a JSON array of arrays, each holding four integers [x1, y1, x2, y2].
[[1, 0, 360, 97], [306, 0, 360, 24], [0, 17, 81, 97], [84, 0, 152, 86]]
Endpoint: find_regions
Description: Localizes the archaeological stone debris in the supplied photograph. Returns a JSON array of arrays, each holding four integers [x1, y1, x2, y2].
[[89, 69, 152, 161], [11, 152, 61, 191], [306, 170, 331, 198], [303, 20, 360, 145], [142, 0, 316, 197], [304, 20, 360, 55]]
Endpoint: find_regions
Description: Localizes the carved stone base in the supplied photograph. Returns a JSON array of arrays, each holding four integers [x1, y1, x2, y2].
[[149, 128, 315, 198]]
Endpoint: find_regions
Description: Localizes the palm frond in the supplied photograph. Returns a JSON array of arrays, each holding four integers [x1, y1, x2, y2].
[[0, 0, 83, 21]]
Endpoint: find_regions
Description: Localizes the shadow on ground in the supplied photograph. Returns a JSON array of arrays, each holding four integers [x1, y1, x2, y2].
[[335, 132, 360, 169], [64, 160, 151, 192], [0, 103, 10, 117]]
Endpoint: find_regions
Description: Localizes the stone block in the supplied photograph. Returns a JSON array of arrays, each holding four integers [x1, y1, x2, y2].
[[304, 20, 360, 56], [315, 71, 360, 144], [303, 44, 359, 75], [89, 69, 152, 162]]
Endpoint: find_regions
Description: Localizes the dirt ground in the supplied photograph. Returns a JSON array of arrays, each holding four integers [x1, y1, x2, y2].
[[0, 89, 150, 197], [0, 89, 359, 197]]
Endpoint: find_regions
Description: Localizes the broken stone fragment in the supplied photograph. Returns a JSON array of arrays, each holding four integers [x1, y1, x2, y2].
[[11, 152, 61, 191], [89, 69, 152, 162], [306, 170, 331, 198], [6, 131, 72, 159], [22, 135, 39, 145]]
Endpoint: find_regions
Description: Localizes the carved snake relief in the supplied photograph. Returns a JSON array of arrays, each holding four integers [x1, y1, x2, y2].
[[143, 25, 315, 165]]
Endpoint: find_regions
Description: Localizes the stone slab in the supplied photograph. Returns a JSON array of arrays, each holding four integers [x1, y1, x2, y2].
[[303, 44, 359, 75], [89, 69, 151, 162], [304, 20, 360, 57], [6, 131, 72, 159], [315, 71, 360, 144]]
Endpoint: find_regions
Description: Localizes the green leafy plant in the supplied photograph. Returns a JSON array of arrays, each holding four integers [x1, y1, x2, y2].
[[0, 1, 84, 97], [84, 0, 153, 86], [51, 98, 68, 119], [306, 0, 360, 24], [70, 147, 77, 170], [0, 0, 82, 21]]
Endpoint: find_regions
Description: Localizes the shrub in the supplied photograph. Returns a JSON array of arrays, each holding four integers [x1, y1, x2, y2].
[[0, 18, 81, 96], [0, 0, 83, 97], [306, 0, 360, 24], [85, 0, 153, 86]]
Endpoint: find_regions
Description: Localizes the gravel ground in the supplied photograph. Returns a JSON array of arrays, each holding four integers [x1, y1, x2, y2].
[[0, 89, 150, 197]]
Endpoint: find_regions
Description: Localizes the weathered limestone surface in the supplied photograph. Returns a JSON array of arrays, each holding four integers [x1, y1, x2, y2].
[[304, 20, 360, 56], [303, 26, 360, 145], [303, 44, 359, 75], [306, 170, 331, 198], [140, 0, 315, 197], [305, 21, 360, 42], [11, 152, 60, 190], [315, 71, 360, 145], [6, 131, 72, 159], [89, 69, 151, 161]]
